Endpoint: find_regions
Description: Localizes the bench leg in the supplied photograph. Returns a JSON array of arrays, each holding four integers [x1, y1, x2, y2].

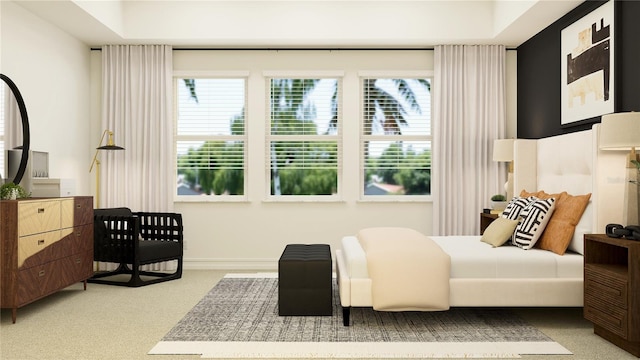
[[342, 306, 351, 326]]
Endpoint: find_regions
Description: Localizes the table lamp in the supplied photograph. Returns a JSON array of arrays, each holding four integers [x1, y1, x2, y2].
[[493, 139, 515, 200], [599, 112, 640, 226]]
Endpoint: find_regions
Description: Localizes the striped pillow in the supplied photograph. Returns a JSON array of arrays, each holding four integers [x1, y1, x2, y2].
[[512, 197, 556, 250], [501, 196, 535, 220]]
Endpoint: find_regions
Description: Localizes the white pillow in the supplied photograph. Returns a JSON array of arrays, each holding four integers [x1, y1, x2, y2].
[[512, 197, 556, 250]]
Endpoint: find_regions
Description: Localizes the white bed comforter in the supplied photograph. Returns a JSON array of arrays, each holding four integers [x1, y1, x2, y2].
[[339, 234, 584, 308], [357, 227, 450, 311], [430, 236, 583, 279]]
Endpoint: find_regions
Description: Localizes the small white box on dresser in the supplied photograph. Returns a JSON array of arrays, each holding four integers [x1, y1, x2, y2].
[[31, 178, 76, 197]]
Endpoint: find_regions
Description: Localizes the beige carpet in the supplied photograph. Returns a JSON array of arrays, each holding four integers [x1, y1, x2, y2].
[[0, 270, 637, 359]]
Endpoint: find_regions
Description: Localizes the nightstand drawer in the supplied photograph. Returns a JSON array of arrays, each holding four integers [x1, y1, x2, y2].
[[585, 295, 628, 339], [585, 267, 628, 309]]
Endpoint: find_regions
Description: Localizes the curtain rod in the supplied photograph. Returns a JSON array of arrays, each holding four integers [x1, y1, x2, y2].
[[91, 47, 518, 51], [91, 47, 435, 51]]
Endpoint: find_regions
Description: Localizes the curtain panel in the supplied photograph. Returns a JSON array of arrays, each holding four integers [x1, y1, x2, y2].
[[4, 83, 22, 149], [101, 45, 173, 213], [432, 45, 507, 235]]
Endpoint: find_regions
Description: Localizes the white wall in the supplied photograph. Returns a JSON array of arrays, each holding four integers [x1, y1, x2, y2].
[[174, 50, 435, 269], [171, 49, 515, 270], [88, 48, 516, 270], [6, 1, 517, 270], [1, 1, 92, 196]]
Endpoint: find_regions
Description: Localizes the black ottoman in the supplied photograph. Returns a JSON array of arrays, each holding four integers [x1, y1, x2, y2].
[[278, 244, 332, 316]]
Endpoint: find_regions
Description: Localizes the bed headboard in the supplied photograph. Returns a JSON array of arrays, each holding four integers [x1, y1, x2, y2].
[[512, 125, 624, 254]]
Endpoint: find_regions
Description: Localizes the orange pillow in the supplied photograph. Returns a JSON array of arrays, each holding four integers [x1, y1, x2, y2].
[[520, 190, 591, 255], [519, 189, 559, 200]]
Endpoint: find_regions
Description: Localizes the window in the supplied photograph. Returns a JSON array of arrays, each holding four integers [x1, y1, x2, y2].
[[267, 77, 341, 197], [175, 77, 247, 198], [173, 52, 433, 203], [361, 77, 431, 197]]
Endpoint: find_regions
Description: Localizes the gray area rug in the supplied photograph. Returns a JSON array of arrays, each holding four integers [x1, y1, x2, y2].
[[162, 276, 552, 343]]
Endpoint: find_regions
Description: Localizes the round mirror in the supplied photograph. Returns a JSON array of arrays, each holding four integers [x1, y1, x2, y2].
[[1, 74, 30, 185]]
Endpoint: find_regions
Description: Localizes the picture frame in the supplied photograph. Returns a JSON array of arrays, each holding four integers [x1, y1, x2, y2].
[[560, 0, 614, 126]]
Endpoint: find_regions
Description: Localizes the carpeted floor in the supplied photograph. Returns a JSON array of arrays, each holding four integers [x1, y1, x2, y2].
[[151, 274, 571, 358], [2, 270, 637, 359]]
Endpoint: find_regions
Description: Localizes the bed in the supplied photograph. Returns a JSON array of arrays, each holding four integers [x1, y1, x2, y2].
[[336, 125, 623, 326]]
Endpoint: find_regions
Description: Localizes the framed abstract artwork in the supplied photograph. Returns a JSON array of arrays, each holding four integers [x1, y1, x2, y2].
[[561, 0, 614, 126]]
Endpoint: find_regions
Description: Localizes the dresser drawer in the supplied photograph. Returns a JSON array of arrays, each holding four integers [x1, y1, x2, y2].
[[18, 200, 61, 237], [17, 261, 63, 305], [16, 252, 93, 306], [18, 230, 62, 269], [60, 198, 74, 229], [56, 224, 92, 254], [64, 250, 94, 281], [72, 197, 94, 226], [585, 294, 628, 338], [585, 267, 628, 309]]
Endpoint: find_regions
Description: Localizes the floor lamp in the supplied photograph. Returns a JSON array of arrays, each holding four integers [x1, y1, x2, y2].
[[599, 112, 640, 226], [493, 139, 515, 200], [89, 130, 124, 209]]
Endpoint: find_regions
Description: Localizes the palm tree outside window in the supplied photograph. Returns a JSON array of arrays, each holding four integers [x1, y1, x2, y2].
[[362, 78, 432, 196]]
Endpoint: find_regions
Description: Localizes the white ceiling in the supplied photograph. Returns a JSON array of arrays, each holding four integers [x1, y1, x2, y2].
[[13, 0, 583, 48]]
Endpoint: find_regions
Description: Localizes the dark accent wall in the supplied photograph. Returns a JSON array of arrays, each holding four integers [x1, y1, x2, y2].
[[517, 0, 640, 139]]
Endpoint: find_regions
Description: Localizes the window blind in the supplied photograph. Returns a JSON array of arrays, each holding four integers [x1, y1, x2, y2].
[[267, 77, 341, 196], [175, 78, 247, 196], [361, 77, 432, 196]]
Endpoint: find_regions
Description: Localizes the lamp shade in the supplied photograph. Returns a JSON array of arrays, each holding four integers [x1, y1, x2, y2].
[[493, 139, 514, 162], [97, 144, 124, 150], [600, 112, 640, 150], [97, 131, 124, 150]]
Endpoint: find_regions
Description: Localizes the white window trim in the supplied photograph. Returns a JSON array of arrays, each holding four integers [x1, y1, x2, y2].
[[263, 70, 345, 77], [174, 70, 250, 78], [358, 73, 433, 202], [173, 74, 250, 203], [264, 74, 344, 202], [358, 70, 434, 78]]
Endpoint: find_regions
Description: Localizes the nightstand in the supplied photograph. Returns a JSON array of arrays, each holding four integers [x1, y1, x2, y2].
[[583, 234, 640, 357], [480, 212, 499, 234]]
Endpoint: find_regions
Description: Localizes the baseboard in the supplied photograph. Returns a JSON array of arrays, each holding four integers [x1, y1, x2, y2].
[[184, 258, 337, 271], [184, 258, 279, 270]]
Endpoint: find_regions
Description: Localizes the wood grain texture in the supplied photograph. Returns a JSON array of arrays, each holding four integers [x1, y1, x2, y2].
[[584, 234, 640, 356], [1, 197, 93, 323]]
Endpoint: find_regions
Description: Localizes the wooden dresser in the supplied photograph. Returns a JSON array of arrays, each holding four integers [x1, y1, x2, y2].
[[1, 196, 93, 323], [584, 234, 640, 357]]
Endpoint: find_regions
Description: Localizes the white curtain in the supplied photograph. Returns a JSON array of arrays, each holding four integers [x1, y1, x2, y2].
[[432, 45, 507, 235], [100, 45, 173, 212], [4, 83, 22, 149]]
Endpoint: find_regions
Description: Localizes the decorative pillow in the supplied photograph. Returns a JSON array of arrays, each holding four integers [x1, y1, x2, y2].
[[480, 217, 520, 247], [512, 197, 556, 250], [520, 189, 558, 200], [501, 196, 536, 220], [535, 192, 592, 255]]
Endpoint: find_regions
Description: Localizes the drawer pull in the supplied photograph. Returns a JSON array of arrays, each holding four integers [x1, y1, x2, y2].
[[76, 231, 82, 237], [38, 239, 45, 245], [38, 270, 45, 277], [38, 208, 45, 213], [75, 257, 82, 264]]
